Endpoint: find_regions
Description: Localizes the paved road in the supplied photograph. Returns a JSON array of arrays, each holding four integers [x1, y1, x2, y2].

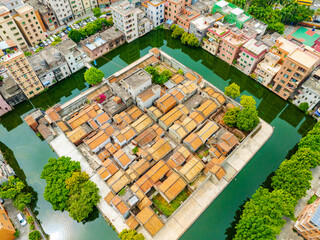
[[3, 199, 30, 240]]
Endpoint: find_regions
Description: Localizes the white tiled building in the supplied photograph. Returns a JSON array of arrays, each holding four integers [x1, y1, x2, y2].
[[44, 0, 73, 24], [143, 0, 164, 27], [111, 0, 139, 43]]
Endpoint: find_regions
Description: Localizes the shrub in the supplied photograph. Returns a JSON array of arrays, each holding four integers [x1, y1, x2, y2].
[[27, 216, 34, 224], [299, 102, 309, 112], [308, 195, 317, 204], [24, 52, 32, 56], [29, 230, 41, 240], [119, 229, 145, 240], [224, 83, 240, 99], [178, 69, 183, 75], [95, 94, 106, 103], [93, 7, 101, 17], [171, 27, 185, 39], [223, 107, 240, 127], [30, 224, 35, 230], [14, 230, 20, 237]]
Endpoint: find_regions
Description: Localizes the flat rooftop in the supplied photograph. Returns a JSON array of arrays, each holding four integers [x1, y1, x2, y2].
[[288, 48, 320, 69], [122, 69, 151, 89], [0, 6, 9, 15]]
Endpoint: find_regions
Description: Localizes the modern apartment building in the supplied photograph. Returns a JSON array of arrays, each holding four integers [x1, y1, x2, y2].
[[44, 0, 73, 25], [0, 0, 24, 11], [270, 37, 299, 64], [29, 0, 59, 31], [218, 28, 250, 65], [143, 0, 164, 27], [111, 0, 139, 43], [0, 40, 44, 98], [0, 6, 28, 51], [164, 0, 191, 23], [294, 197, 320, 240], [27, 47, 72, 87], [69, 0, 86, 17], [0, 203, 15, 240], [13, 4, 47, 47], [202, 22, 230, 56], [253, 52, 281, 87], [176, 6, 200, 32], [189, 14, 219, 41], [237, 38, 268, 75], [271, 47, 320, 100]]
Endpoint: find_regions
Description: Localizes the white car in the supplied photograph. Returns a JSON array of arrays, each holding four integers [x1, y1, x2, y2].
[[74, 24, 80, 29], [30, 47, 36, 52], [82, 21, 87, 26], [92, 16, 97, 20], [43, 41, 48, 46], [17, 213, 27, 226], [60, 32, 66, 37], [50, 36, 55, 42], [46, 39, 52, 45], [82, 53, 87, 58]]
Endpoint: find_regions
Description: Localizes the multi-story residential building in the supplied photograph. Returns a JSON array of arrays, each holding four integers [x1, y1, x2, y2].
[[0, 40, 44, 98], [164, 0, 191, 23], [0, 0, 24, 11], [218, 27, 254, 65], [81, 26, 125, 60], [0, 65, 27, 106], [56, 39, 85, 73], [137, 9, 153, 37], [212, 0, 251, 29], [176, 6, 200, 32], [0, 151, 15, 184], [13, 4, 47, 47], [190, 1, 210, 14], [29, 0, 59, 31], [111, 0, 139, 43], [0, 6, 28, 51], [44, 0, 73, 25], [271, 47, 320, 100], [0, 202, 15, 240], [98, 0, 110, 8], [270, 37, 300, 64], [0, 94, 11, 116], [292, 68, 320, 111], [253, 52, 281, 87], [189, 14, 220, 41], [243, 18, 267, 40], [143, 0, 164, 27], [236, 38, 268, 75], [27, 47, 72, 87], [294, 197, 320, 240], [202, 22, 230, 56], [69, 0, 86, 17]]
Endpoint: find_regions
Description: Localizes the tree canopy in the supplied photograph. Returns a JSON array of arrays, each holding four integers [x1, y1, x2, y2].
[[68, 30, 82, 43], [236, 107, 259, 132], [240, 95, 256, 109], [223, 107, 240, 127], [93, 7, 101, 17], [84, 67, 104, 85], [29, 230, 41, 240], [119, 229, 145, 240], [0, 176, 25, 199], [224, 83, 240, 99], [298, 102, 309, 112], [145, 66, 172, 84]]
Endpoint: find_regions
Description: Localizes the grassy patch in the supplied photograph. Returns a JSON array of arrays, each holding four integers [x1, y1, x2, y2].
[[152, 188, 190, 217]]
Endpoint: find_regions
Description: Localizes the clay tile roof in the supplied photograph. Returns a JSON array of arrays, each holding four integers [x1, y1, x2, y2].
[[147, 106, 163, 119], [95, 112, 111, 126], [102, 158, 119, 175], [130, 183, 145, 200], [148, 138, 173, 162], [56, 121, 69, 132], [112, 196, 129, 215], [170, 74, 184, 84], [209, 147, 221, 158], [121, 125, 137, 141], [218, 140, 232, 154], [126, 158, 151, 181], [120, 111, 133, 124], [196, 99, 218, 118], [184, 133, 203, 151], [168, 146, 191, 168], [197, 120, 219, 142], [158, 172, 187, 202], [84, 131, 110, 151], [46, 108, 61, 122], [151, 48, 160, 55], [114, 149, 132, 169], [67, 104, 98, 129], [156, 93, 177, 114], [221, 131, 239, 148], [136, 207, 164, 236], [67, 126, 88, 144], [131, 115, 153, 134], [101, 122, 115, 136], [171, 90, 184, 101], [113, 131, 126, 144], [107, 170, 130, 193], [98, 150, 111, 161], [88, 119, 99, 130], [105, 142, 117, 155], [210, 165, 226, 180], [113, 114, 123, 125], [127, 106, 143, 120], [126, 215, 139, 229], [189, 111, 205, 125], [134, 128, 158, 147], [151, 124, 164, 136], [178, 157, 204, 182], [137, 196, 152, 210], [211, 156, 226, 165], [104, 191, 115, 204], [185, 72, 197, 82], [137, 88, 155, 103], [97, 167, 111, 180], [159, 105, 189, 128]]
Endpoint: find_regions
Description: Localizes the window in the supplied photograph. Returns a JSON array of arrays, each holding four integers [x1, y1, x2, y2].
[[284, 74, 289, 78]]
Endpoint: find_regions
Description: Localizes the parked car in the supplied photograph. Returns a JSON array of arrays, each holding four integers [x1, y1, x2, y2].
[[66, 26, 72, 31], [78, 22, 83, 27], [39, 43, 44, 48], [89, 17, 94, 22], [60, 32, 66, 37], [35, 45, 40, 49], [63, 29, 68, 35], [46, 39, 52, 45], [82, 53, 87, 58], [92, 16, 97, 20], [100, 14, 107, 18], [82, 21, 87, 26], [43, 41, 48, 46], [49, 36, 55, 42], [56, 33, 61, 38], [17, 213, 27, 226], [106, 12, 112, 16], [314, 19, 320, 23], [74, 24, 80, 29]]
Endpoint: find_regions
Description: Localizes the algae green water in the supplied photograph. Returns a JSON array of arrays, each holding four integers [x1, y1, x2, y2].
[[0, 29, 315, 240]]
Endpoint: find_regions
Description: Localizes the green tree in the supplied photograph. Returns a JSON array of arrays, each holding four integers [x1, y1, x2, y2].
[[224, 83, 240, 99], [24, 52, 32, 56], [181, 32, 190, 45], [27, 216, 34, 225], [84, 67, 104, 85], [171, 27, 185, 39], [93, 7, 101, 17], [223, 107, 240, 127], [29, 230, 41, 240], [85, 23, 99, 36], [187, 34, 200, 47], [240, 95, 256, 109], [290, 147, 320, 169], [299, 102, 309, 112], [41, 157, 81, 211], [0, 176, 25, 199], [119, 229, 145, 240], [13, 192, 32, 211], [78, 28, 87, 38], [160, 69, 172, 81], [68, 29, 82, 43], [178, 69, 183, 75], [236, 108, 259, 131], [66, 173, 100, 222]]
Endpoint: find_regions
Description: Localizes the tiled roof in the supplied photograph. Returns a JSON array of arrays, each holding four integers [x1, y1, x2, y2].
[[159, 104, 189, 128], [84, 131, 110, 151], [107, 170, 131, 193], [167, 146, 191, 168], [112, 196, 129, 215], [100, 122, 115, 136], [197, 120, 219, 142], [126, 105, 143, 120], [120, 125, 137, 141], [188, 111, 205, 124], [136, 207, 164, 236], [158, 171, 187, 202], [156, 93, 177, 114], [131, 115, 153, 134], [114, 149, 133, 169], [196, 99, 218, 118], [66, 126, 88, 144], [95, 112, 111, 126], [126, 158, 151, 181], [183, 133, 203, 152], [126, 215, 139, 229], [178, 157, 204, 182], [148, 138, 173, 162], [67, 104, 99, 129]]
